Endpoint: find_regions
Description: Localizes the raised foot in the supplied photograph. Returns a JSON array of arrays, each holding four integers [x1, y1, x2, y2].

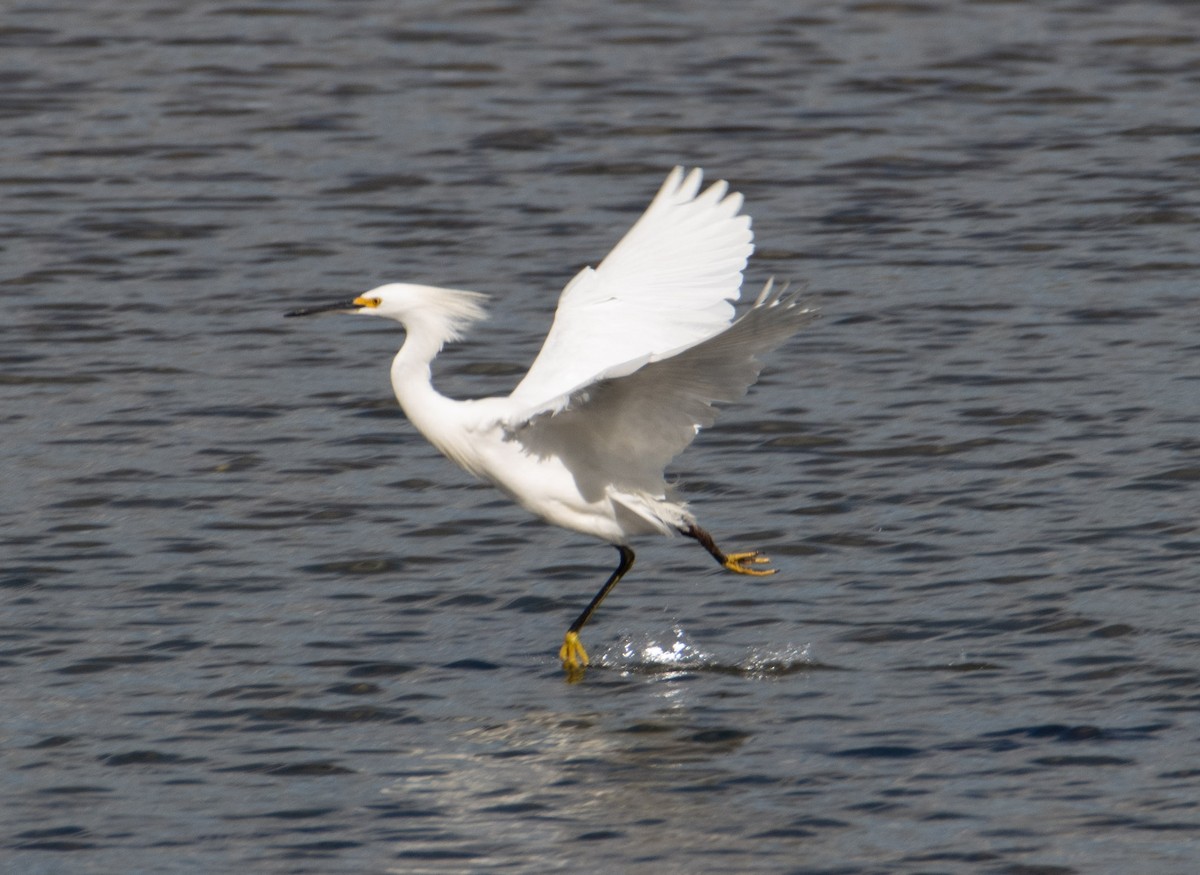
[[723, 550, 777, 577], [560, 630, 589, 681]]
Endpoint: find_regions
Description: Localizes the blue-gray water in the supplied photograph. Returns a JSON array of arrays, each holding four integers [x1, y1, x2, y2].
[[3, 2, 1199, 873]]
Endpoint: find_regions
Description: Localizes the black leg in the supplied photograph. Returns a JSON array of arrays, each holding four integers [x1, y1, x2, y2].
[[683, 522, 727, 564], [559, 545, 635, 677], [568, 544, 636, 635]]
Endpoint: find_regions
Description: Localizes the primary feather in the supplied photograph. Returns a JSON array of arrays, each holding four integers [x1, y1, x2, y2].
[[509, 166, 755, 413]]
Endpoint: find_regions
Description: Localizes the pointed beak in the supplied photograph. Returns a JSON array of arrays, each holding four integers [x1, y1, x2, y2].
[[284, 300, 363, 318]]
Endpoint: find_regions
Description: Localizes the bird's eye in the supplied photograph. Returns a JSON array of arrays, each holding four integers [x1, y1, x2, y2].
[[365, 297, 382, 308]]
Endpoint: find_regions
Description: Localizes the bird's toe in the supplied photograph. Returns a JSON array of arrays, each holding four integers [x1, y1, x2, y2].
[[723, 551, 777, 576], [560, 631, 590, 680]]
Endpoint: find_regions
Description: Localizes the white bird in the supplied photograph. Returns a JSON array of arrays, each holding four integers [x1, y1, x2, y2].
[[287, 167, 816, 679]]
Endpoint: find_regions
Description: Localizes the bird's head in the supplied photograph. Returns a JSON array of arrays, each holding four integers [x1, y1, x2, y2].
[[286, 282, 488, 343], [284, 283, 407, 320]]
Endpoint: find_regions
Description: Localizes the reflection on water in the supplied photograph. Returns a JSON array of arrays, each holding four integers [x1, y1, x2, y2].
[[3, 0, 1199, 872]]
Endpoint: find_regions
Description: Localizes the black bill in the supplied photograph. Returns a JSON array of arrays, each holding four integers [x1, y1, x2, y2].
[[284, 301, 361, 318]]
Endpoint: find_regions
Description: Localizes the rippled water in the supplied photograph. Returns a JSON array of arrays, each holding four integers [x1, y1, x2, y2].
[[3, 1, 1199, 872]]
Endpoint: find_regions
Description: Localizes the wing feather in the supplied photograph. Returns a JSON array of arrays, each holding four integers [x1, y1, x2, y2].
[[509, 167, 753, 411], [508, 283, 817, 495]]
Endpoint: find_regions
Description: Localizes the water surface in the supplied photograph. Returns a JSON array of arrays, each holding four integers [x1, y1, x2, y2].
[[3, 1, 1199, 872]]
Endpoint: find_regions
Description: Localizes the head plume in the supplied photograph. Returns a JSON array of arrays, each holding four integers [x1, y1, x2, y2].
[[360, 283, 488, 346]]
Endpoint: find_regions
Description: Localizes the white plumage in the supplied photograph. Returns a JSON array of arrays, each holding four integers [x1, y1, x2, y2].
[[510, 166, 752, 410], [287, 167, 817, 679]]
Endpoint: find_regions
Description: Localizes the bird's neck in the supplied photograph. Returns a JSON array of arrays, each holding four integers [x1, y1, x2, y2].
[[390, 329, 444, 413], [388, 329, 467, 461]]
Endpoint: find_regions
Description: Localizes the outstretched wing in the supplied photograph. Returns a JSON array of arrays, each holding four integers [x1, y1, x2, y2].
[[508, 167, 753, 411], [508, 283, 818, 495]]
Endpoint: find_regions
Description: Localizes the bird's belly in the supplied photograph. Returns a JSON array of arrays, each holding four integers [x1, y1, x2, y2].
[[470, 442, 635, 542], [496, 462, 621, 539]]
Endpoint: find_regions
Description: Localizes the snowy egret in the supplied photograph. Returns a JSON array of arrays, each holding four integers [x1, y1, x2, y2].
[[287, 167, 816, 679]]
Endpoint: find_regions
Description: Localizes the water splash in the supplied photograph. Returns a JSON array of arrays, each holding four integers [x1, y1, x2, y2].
[[743, 642, 814, 677], [618, 625, 710, 671], [602, 627, 814, 678]]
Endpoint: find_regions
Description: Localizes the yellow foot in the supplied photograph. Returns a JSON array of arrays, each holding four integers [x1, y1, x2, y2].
[[723, 551, 777, 576], [560, 631, 589, 681]]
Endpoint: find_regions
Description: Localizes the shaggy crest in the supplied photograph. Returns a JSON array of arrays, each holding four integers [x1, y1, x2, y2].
[[361, 282, 488, 345], [417, 285, 488, 343]]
